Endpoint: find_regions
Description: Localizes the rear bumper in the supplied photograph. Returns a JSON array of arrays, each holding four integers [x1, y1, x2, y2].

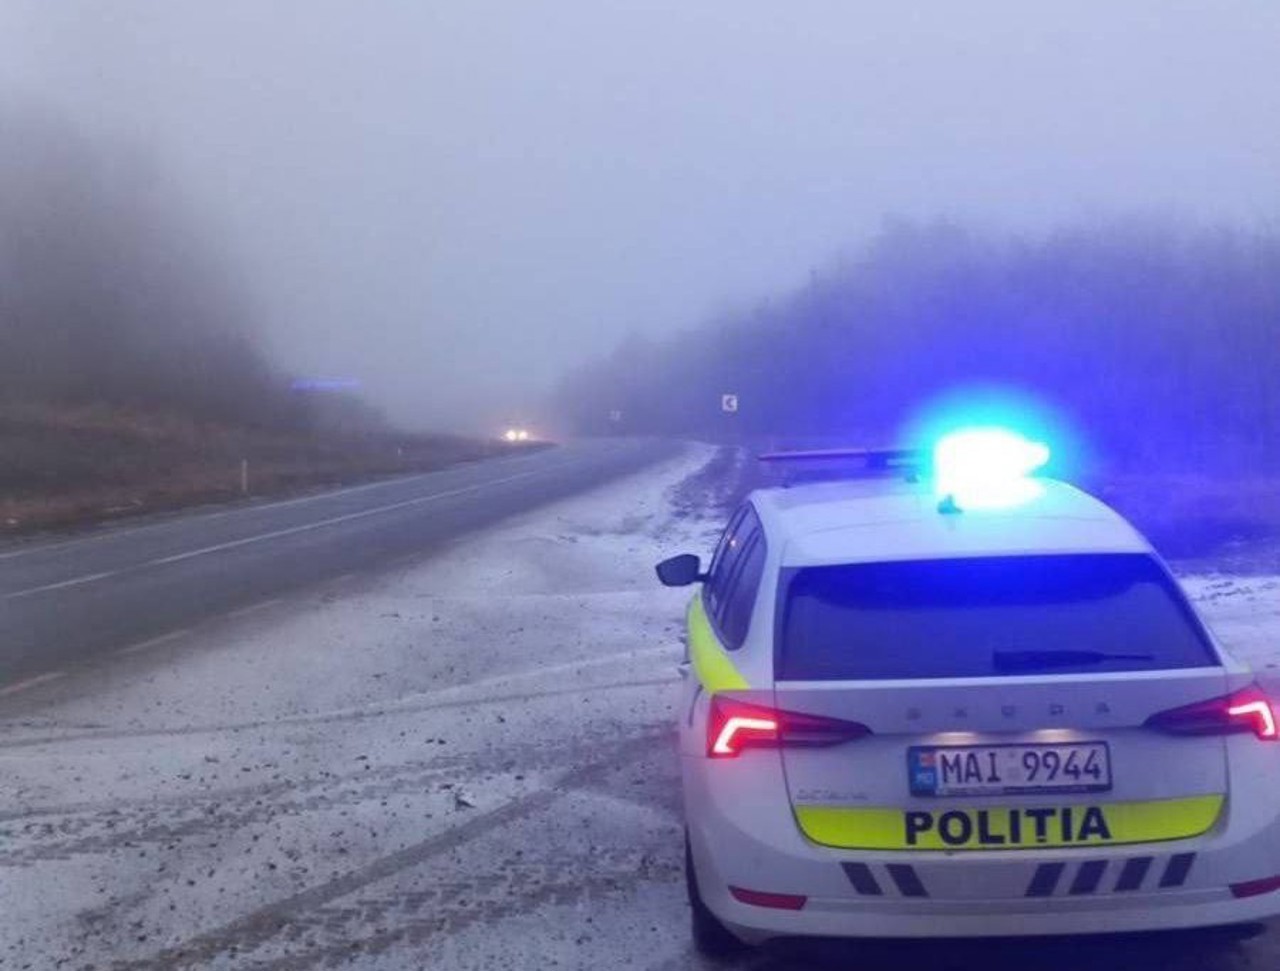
[[684, 753, 1280, 943], [701, 871, 1280, 942]]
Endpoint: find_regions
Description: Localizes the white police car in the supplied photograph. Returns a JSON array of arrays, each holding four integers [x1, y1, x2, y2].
[[656, 430, 1280, 955]]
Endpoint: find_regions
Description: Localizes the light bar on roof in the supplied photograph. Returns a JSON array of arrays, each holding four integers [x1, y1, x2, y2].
[[758, 447, 923, 485]]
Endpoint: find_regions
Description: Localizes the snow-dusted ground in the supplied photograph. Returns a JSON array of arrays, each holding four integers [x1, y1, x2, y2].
[[0, 445, 724, 971], [3, 446, 1280, 971], [1181, 574, 1280, 689]]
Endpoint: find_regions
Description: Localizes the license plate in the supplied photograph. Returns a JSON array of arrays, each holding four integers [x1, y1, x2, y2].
[[908, 742, 1111, 797]]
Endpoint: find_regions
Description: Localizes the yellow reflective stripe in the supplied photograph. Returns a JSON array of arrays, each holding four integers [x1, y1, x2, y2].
[[687, 593, 749, 693], [794, 795, 1224, 851]]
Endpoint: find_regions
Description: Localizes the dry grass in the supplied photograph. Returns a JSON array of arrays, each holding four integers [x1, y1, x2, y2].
[[0, 403, 537, 536]]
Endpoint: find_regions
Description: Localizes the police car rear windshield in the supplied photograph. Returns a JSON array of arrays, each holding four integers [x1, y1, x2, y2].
[[777, 554, 1217, 681]]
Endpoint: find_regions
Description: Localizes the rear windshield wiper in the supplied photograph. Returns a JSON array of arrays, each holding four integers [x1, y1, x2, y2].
[[993, 649, 1155, 672]]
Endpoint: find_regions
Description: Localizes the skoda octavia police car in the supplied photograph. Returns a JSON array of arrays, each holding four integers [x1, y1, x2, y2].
[[655, 431, 1280, 955]]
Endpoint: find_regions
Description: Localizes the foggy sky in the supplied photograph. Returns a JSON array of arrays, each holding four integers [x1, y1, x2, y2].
[[1, 1, 1277, 432]]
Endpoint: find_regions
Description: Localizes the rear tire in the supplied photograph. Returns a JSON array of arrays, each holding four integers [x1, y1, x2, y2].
[[685, 832, 749, 958]]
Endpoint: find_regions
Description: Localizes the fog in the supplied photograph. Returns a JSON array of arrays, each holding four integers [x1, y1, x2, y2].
[[1, 1, 1277, 432]]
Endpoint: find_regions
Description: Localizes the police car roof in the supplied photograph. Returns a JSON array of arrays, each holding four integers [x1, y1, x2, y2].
[[750, 477, 1151, 568]]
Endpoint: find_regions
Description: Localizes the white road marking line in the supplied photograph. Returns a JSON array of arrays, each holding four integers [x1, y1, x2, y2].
[[226, 598, 284, 619], [118, 628, 193, 655], [2, 571, 119, 600], [0, 480, 431, 564], [147, 466, 558, 566], [0, 450, 554, 563], [0, 670, 66, 697], [1, 460, 587, 600]]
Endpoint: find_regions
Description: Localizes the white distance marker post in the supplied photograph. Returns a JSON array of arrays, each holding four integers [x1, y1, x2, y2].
[[721, 394, 739, 414]]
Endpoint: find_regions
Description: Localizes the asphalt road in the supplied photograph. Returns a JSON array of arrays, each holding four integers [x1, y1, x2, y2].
[[0, 437, 676, 686]]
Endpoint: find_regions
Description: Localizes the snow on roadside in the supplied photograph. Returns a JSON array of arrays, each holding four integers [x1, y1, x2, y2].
[[0, 442, 720, 740], [7, 443, 1279, 752], [1179, 573, 1280, 684], [0, 441, 725, 971]]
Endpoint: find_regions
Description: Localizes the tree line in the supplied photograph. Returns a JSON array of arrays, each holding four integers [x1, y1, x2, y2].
[[553, 218, 1280, 471]]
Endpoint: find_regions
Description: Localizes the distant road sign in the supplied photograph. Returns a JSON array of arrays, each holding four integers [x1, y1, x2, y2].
[[721, 394, 739, 414], [608, 409, 623, 422]]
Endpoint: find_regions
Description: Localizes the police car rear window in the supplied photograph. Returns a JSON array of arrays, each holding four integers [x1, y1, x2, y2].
[[777, 554, 1218, 681]]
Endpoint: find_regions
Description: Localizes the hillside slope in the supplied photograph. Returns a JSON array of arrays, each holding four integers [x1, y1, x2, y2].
[[0, 403, 529, 536]]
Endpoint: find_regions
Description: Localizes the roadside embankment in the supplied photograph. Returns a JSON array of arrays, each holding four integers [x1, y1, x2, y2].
[[0, 403, 543, 538]]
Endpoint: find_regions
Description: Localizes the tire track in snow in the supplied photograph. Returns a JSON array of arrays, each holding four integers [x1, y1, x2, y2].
[[0, 674, 675, 752], [0, 724, 673, 865], [0, 765, 457, 866], [108, 731, 667, 971], [220, 850, 683, 971]]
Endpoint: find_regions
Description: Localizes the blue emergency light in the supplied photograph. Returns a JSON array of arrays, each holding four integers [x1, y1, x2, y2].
[[932, 427, 1050, 511]]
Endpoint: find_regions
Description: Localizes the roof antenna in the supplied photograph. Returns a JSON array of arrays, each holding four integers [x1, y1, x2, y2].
[[937, 493, 963, 515]]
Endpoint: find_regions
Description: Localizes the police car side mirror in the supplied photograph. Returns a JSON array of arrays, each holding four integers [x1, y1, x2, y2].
[[655, 553, 705, 587]]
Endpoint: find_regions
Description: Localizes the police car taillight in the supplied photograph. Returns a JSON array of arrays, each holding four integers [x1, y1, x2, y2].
[[708, 698, 870, 758], [1145, 685, 1278, 741]]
